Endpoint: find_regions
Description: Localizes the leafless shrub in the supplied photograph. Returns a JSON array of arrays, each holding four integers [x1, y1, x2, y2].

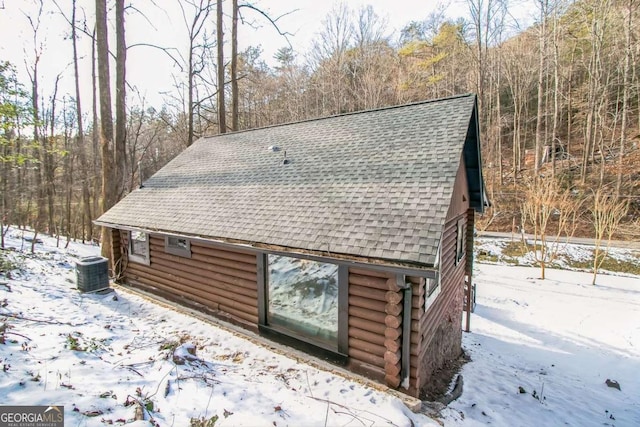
[[590, 188, 628, 285], [520, 175, 583, 279]]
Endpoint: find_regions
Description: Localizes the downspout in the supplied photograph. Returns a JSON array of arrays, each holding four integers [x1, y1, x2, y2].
[[398, 243, 442, 390], [400, 277, 412, 389]]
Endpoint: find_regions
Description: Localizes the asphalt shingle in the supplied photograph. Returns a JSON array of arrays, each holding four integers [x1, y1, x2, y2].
[[96, 94, 478, 266]]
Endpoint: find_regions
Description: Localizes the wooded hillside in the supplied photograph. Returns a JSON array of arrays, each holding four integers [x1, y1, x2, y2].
[[1, 0, 639, 248]]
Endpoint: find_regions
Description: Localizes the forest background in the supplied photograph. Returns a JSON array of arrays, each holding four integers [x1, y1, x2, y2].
[[0, 0, 639, 259]]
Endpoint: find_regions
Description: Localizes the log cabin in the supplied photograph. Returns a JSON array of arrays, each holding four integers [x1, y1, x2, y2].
[[95, 93, 486, 397]]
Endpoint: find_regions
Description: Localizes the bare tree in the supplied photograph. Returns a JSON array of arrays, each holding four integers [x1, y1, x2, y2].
[[216, 0, 226, 133], [229, 1, 295, 128], [466, 0, 507, 123], [43, 74, 62, 234], [520, 175, 582, 279], [96, 0, 116, 262], [346, 5, 397, 110], [590, 188, 628, 285], [177, 0, 214, 146], [115, 0, 127, 196], [502, 34, 536, 182], [580, 0, 612, 183], [616, 0, 635, 198], [231, 0, 239, 131], [91, 26, 100, 222], [308, 3, 353, 115], [24, 0, 45, 237], [70, 0, 93, 242], [534, 0, 550, 173], [0, 62, 32, 248], [550, 5, 560, 177]]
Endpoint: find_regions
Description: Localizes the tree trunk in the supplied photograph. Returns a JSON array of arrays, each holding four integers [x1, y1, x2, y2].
[[91, 27, 100, 235], [115, 0, 127, 198], [187, 35, 195, 146], [534, 0, 548, 173], [581, 4, 607, 184], [231, 0, 239, 131], [32, 68, 45, 234], [46, 76, 61, 234], [616, 0, 634, 198], [551, 11, 560, 178], [216, 0, 227, 134], [566, 52, 574, 158], [495, 50, 503, 186], [72, 0, 92, 243], [96, 0, 116, 264]]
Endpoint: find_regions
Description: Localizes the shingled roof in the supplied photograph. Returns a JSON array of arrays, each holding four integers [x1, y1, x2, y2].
[[96, 94, 483, 267]]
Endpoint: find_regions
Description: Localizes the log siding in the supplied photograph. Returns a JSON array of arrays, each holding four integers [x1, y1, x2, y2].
[[120, 231, 259, 330], [346, 268, 393, 383], [406, 155, 470, 396], [115, 218, 466, 399], [407, 214, 467, 396]]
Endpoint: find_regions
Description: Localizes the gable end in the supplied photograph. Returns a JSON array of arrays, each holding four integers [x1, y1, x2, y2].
[[463, 100, 486, 213]]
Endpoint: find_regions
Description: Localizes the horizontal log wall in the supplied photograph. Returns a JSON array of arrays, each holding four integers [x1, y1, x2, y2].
[[347, 267, 403, 387], [401, 157, 470, 397], [407, 214, 467, 396], [115, 226, 467, 398], [120, 231, 259, 330]]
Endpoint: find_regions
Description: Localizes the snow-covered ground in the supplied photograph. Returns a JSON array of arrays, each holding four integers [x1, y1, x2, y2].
[[443, 264, 640, 427], [0, 229, 429, 426], [1, 228, 639, 426]]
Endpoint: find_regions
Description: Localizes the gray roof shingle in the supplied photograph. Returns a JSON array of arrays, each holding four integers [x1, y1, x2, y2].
[[96, 94, 479, 266]]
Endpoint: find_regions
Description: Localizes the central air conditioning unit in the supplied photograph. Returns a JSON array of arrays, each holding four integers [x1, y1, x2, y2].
[[76, 256, 109, 292]]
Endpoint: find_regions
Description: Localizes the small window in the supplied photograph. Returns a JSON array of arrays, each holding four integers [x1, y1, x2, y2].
[[165, 236, 191, 258], [424, 277, 441, 309], [455, 219, 465, 265], [128, 231, 150, 265], [425, 277, 438, 297], [266, 254, 339, 350]]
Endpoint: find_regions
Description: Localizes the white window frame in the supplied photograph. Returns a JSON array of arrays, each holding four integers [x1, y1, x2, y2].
[[424, 276, 441, 309], [128, 231, 150, 265], [425, 243, 442, 310], [165, 236, 191, 258], [455, 219, 465, 265]]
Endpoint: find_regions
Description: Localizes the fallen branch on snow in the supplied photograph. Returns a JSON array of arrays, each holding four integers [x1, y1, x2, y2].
[[305, 395, 399, 426], [0, 322, 30, 342], [0, 312, 87, 326]]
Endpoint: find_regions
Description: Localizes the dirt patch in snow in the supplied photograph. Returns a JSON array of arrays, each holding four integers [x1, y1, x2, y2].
[[420, 350, 471, 402]]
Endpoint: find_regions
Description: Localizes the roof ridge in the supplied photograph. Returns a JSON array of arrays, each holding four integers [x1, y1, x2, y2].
[[199, 93, 476, 141]]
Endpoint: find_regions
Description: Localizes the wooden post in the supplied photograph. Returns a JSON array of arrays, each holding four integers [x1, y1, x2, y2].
[[465, 209, 475, 332]]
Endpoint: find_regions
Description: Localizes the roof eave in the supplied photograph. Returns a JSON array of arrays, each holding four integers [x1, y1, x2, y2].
[[94, 221, 438, 276], [464, 95, 488, 214]]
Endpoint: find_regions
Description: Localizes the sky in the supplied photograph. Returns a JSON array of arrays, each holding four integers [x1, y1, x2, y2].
[[0, 0, 533, 110]]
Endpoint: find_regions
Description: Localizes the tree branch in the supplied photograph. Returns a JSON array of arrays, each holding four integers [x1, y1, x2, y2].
[[238, 3, 296, 49], [0, 312, 87, 326], [127, 43, 185, 72]]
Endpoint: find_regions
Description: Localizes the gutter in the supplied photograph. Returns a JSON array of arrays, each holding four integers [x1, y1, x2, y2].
[[92, 222, 439, 277]]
